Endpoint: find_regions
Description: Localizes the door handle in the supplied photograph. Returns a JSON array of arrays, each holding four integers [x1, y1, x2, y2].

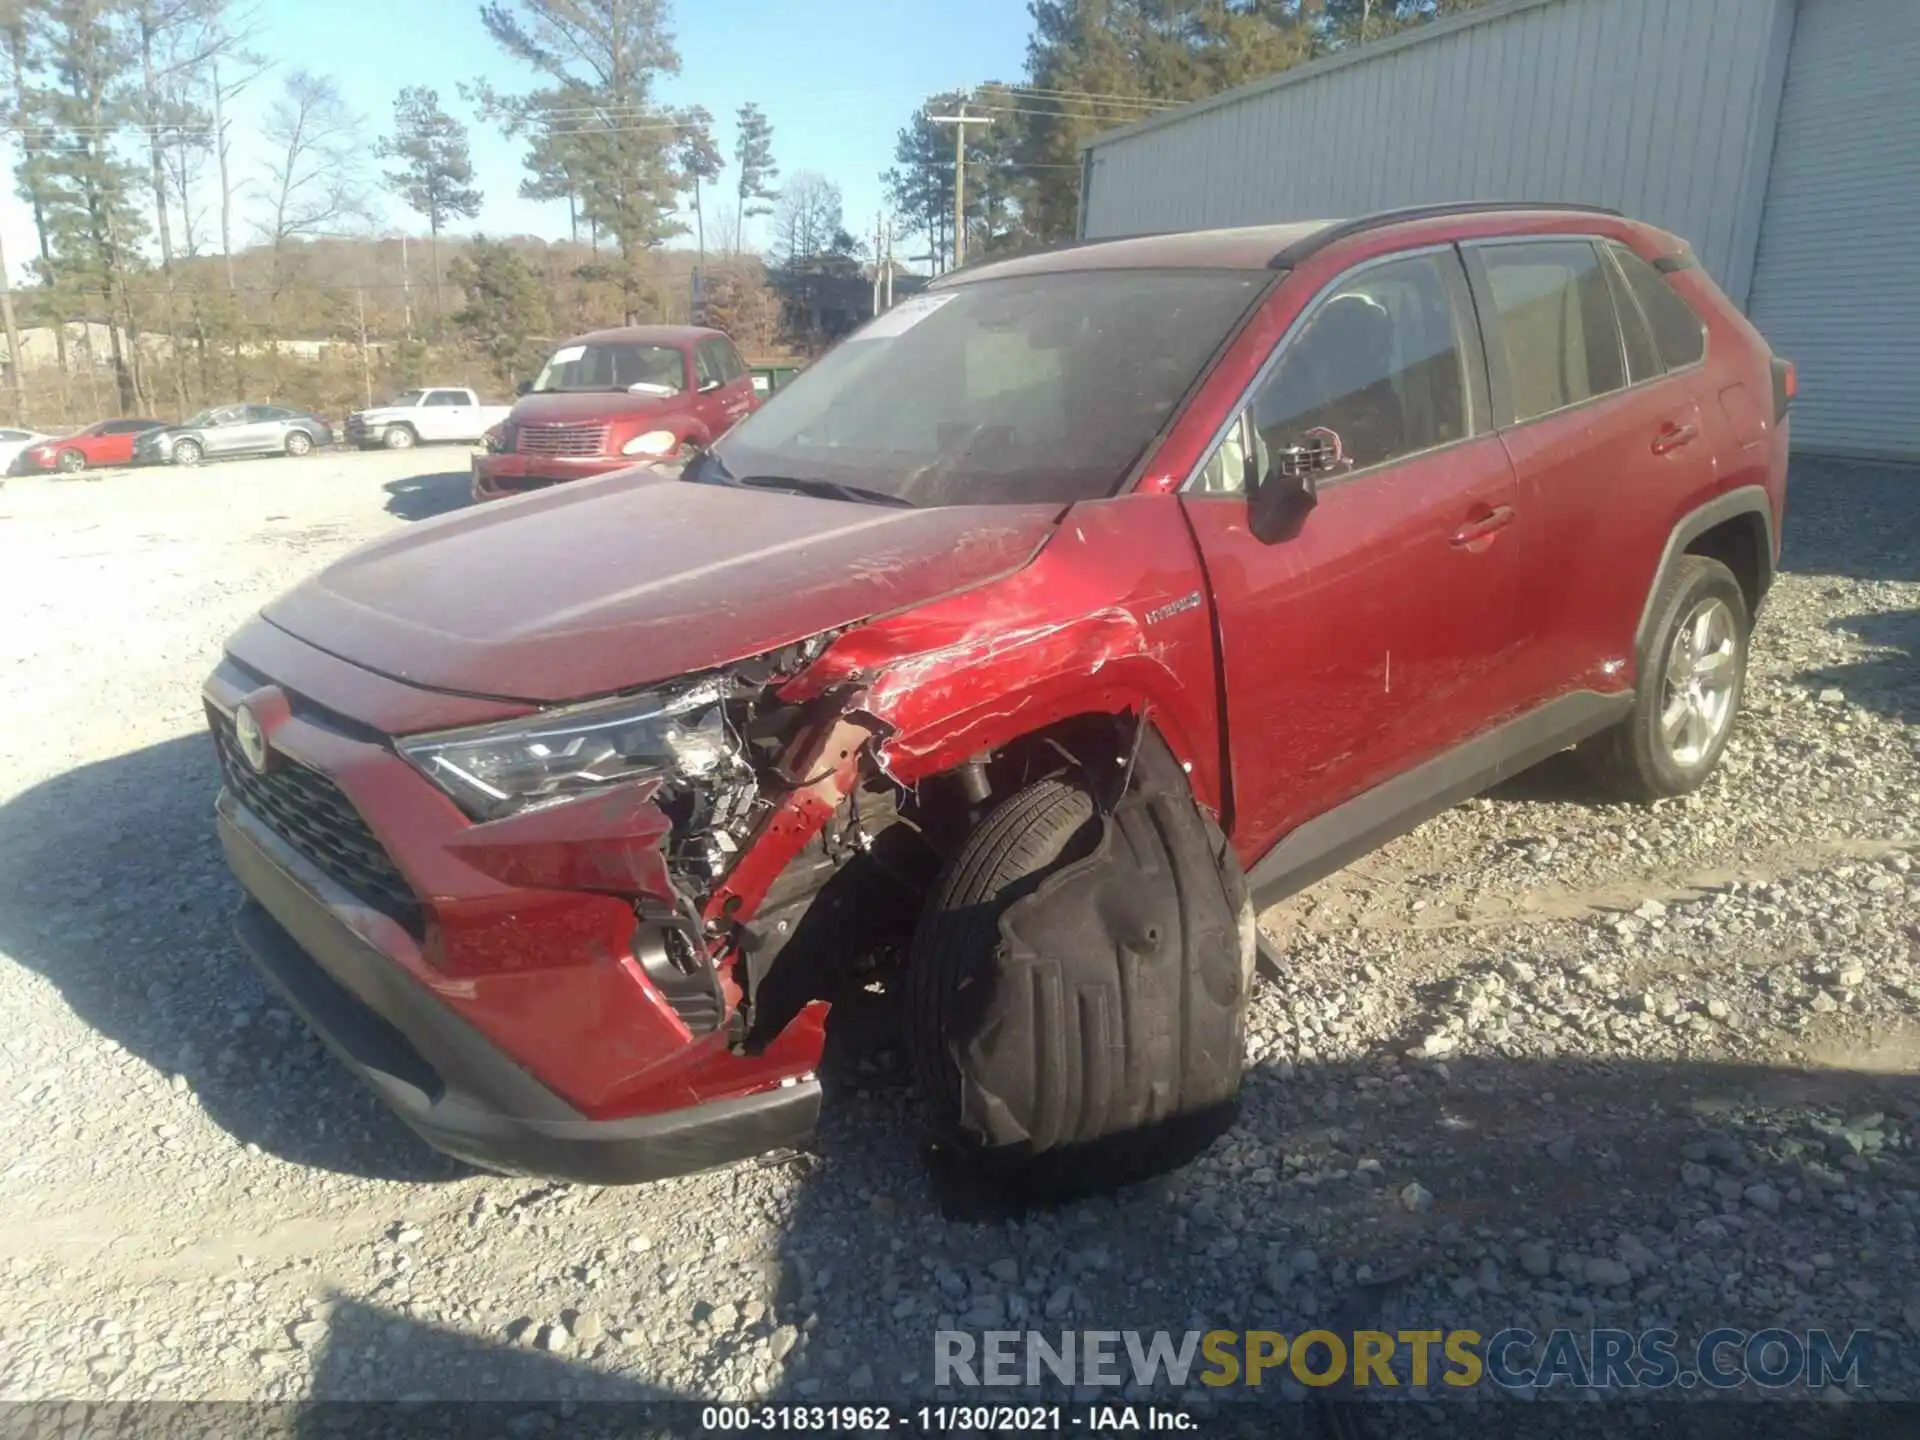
[[1651, 421, 1699, 455], [1449, 504, 1515, 548]]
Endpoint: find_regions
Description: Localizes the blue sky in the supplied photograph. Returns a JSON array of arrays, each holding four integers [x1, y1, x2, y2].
[[0, 0, 1035, 281]]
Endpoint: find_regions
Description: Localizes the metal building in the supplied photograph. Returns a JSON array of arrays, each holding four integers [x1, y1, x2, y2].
[[1079, 0, 1920, 461]]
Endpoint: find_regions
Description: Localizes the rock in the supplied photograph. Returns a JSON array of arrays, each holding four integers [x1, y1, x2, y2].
[[1517, 1241, 1554, 1278], [1045, 1285, 1075, 1320], [1810, 990, 1839, 1013], [571, 1312, 604, 1344], [849, 1364, 874, 1389], [1635, 899, 1669, 921], [1818, 688, 1845, 704], [535, 1324, 569, 1353], [769, 1326, 799, 1362], [1838, 963, 1867, 988], [1399, 1182, 1434, 1213], [1290, 1248, 1320, 1275], [1501, 959, 1538, 984], [1414, 1031, 1457, 1060], [1744, 1183, 1783, 1214], [1544, 1135, 1576, 1164], [1586, 1257, 1633, 1288], [870, 1195, 897, 1220], [626, 1235, 652, 1253], [987, 1258, 1020, 1285]]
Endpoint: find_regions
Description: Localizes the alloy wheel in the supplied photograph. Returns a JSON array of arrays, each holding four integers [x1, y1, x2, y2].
[[1657, 596, 1739, 767]]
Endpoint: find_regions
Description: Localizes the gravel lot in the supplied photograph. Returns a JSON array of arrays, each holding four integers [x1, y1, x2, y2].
[[0, 449, 1915, 1426]]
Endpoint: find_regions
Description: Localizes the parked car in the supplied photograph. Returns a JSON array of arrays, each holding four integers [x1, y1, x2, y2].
[[470, 325, 759, 501], [21, 417, 168, 473], [135, 405, 334, 466], [0, 427, 51, 475], [346, 387, 513, 451], [205, 203, 1791, 1191]]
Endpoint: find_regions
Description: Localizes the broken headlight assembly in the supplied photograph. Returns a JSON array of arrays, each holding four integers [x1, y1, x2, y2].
[[397, 681, 741, 822]]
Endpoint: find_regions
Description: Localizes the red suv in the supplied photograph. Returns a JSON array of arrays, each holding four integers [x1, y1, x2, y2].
[[471, 325, 759, 501], [207, 204, 1790, 1190]]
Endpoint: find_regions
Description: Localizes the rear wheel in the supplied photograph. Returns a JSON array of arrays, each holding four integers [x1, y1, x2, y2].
[[172, 438, 202, 466], [382, 424, 416, 450], [908, 770, 1251, 1196], [56, 449, 86, 473], [1579, 555, 1748, 801], [285, 430, 314, 457]]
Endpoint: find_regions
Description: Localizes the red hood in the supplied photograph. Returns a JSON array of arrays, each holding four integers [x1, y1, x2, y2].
[[507, 390, 678, 425], [262, 470, 1061, 708]]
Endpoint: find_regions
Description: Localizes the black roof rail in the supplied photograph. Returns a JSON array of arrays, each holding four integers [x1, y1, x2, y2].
[[1268, 200, 1625, 268]]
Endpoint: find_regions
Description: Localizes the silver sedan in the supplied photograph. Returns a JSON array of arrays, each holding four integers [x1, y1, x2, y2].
[[134, 405, 335, 466]]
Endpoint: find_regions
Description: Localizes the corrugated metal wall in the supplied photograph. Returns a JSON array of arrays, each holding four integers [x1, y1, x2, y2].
[[1081, 0, 1796, 305], [1745, 0, 1920, 461]]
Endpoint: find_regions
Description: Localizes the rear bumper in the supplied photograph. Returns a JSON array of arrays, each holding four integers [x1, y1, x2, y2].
[[471, 451, 626, 500], [218, 795, 822, 1184]]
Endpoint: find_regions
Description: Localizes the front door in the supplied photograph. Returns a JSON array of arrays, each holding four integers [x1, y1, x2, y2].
[[1180, 247, 1525, 865]]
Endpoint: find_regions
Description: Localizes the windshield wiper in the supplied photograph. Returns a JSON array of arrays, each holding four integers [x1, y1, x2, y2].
[[735, 475, 915, 508]]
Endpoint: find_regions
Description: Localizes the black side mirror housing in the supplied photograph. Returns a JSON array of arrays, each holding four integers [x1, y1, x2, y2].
[[516, 380, 533, 397], [1249, 428, 1341, 544]]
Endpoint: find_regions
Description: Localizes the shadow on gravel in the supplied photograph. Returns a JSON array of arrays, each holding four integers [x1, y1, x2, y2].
[[1780, 458, 1920, 583], [1795, 607, 1920, 729], [0, 733, 466, 1182], [383, 471, 473, 522]]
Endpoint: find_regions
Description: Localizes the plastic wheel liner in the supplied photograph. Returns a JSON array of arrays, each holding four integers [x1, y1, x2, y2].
[[950, 732, 1255, 1195]]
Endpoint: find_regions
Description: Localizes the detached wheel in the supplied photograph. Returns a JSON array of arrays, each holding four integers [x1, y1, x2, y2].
[[285, 430, 314, 457], [1580, 555, 1749, 801], [56, 449, 86, 473], [382, 425, 416, 450], [908, 768, 1251, 1197], [172, 438, 202, 466]]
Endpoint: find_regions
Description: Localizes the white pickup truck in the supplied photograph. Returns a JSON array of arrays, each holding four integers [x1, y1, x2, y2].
[[346, 387, 513, 450]]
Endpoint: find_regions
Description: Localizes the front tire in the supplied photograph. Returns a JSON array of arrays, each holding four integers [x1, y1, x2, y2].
[[1580, 555, 1749, 801], [382, 425, 415, 450], [908, 773, 1250, 1195], [172, 439, 202, 466], [56, 449, 86, 473], [285, 430, 314, 457]]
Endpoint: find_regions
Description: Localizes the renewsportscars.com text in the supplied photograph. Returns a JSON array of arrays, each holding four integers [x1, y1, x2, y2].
[[934, 1327, 1872, 1391]]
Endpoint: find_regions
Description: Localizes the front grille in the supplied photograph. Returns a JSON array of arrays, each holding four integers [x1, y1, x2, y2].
[[210, 707, 423, 935], [515, 422, 607, 457]]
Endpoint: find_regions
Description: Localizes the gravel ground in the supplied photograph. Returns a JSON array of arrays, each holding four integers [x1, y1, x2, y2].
[[0, 451, 1914, 1429]]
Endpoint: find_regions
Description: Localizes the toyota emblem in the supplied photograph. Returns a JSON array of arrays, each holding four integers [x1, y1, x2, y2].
[[233, 704, 270, 773]]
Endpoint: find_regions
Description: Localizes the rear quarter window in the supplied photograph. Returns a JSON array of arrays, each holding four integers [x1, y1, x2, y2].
[[1611, 244, 1708, 370]]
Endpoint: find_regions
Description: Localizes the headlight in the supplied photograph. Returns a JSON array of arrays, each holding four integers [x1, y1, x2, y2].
[[482, 424, 507, 454], [397, 681, 735, 821], [621, 429, 678, 456]]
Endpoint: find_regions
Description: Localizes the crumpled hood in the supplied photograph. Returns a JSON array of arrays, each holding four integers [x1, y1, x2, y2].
[[263, 470, 1062, 707]]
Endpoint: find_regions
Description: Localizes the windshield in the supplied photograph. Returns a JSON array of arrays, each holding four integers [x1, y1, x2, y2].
[[389, 390, 425, 407], [706, 269, 1267, 507], [183, 410, 216, 428], [532, 342, 686, 395]]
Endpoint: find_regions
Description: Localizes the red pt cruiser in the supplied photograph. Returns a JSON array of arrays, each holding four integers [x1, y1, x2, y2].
[[207, 204, 1791, 1192], [471, 325, 759, 501]]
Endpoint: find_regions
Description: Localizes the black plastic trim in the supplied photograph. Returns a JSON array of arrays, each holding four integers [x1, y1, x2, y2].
[[219, 797, 820, 1184], [1245, 691, 1633, 909], [1267, 202, 1624, 269], [1632, 486, 1777, 654], [1652, 254, 1698, 274]]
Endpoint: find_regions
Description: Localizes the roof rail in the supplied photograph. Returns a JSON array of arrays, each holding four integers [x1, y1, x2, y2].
[[1268, 200, 1624, 268]]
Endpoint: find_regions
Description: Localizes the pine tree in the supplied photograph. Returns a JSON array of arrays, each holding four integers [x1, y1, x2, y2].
[[672, 105, 722, 261], [478, 0, 687, 323], [449, 236, 550, 390], [732, 101, 778, 253], [376, 86, 483, 338]]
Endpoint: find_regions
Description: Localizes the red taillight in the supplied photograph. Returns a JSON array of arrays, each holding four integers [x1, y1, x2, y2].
[[1770, 356, 1796, 422]]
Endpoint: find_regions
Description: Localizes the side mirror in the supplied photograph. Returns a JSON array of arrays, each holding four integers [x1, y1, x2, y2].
[[699, 378, 723, 394], [1249, 427, 1342, 544], [516, 380, 532, 397]]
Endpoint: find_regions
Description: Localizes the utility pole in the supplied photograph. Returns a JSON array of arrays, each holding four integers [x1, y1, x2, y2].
[[400, 235, 415, 341], [356, 287, 373, 407], [884, 218, 894, 309], [0, 230, 27, 424], [872, 211, 884, 317], [929, 104, 993, 271]]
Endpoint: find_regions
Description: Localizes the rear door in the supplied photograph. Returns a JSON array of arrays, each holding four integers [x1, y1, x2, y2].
[[713, 338, 759, 427], [690, 340, 736, 441], [1179, 246, 1522, 863], [421, 388, 470, 441], [1466, 237, 1715, 707], [202, 406, 254, 454]]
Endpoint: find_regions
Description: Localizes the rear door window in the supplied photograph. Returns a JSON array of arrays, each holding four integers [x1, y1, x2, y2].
[[1600, 252, 1663, 384], [425, 390, 463, 407], [1473, 240, 1628, 422], [1609, 243, 1708, 370], [694, 341, 728, 390]]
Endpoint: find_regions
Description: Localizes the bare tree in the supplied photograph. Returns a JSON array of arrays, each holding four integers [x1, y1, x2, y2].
[[256, 70, 366, 320], [770, 171, 843, 263]]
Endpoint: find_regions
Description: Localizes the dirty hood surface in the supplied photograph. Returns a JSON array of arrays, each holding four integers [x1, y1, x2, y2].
[[264, 471, 1061, 706]]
